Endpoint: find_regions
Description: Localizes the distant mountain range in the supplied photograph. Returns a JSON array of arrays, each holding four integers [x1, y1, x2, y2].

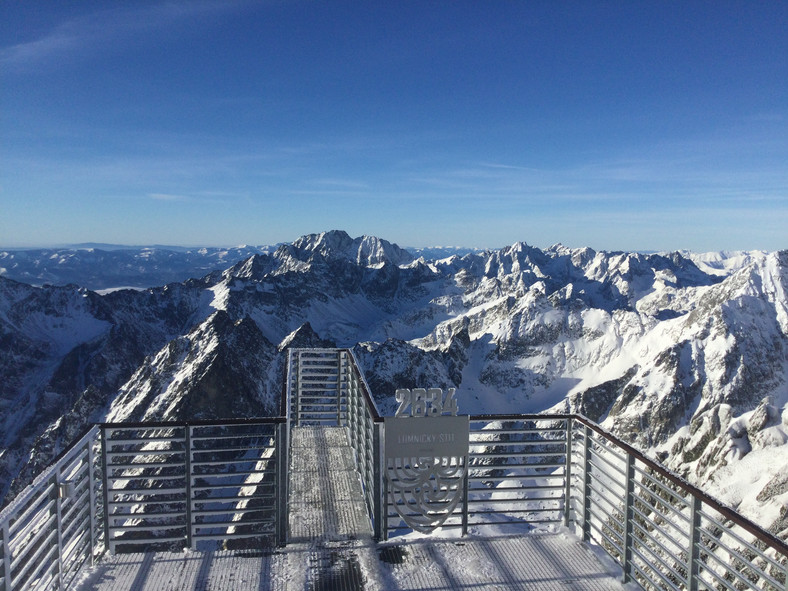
[[0, 244, 278, 290], [0, 242, 486, 290], [1, 230, 786, 543]]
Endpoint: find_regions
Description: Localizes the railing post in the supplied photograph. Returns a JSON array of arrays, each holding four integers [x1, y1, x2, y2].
[[462, 466, 469, 536], [295, 351, 301, 427], [687, 495, 701, 591], [783, 560, 788, 591], [582, 424, 592, 542], [336, 350, 343, 426], [373, 421, 385, 541], [276, 421, 289, 547], [563, 418, 572, 527], [2, 517, 12, 591], [784, 557, 788, 591], [100, 426, 112, 555], [185, 425, 193, 550], [54, 468, 64, 589], [88, 435, 98, 565], [622, 454, 636, 584]]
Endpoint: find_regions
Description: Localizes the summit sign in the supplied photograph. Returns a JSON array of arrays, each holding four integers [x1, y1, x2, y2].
[[384, 388, 469, 534]]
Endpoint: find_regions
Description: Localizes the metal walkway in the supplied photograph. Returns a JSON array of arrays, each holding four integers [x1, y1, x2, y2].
[[73, 426, 625, 591]]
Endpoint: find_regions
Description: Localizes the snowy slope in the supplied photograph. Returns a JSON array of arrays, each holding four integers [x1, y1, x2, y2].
[[1, 231, 786, 542]]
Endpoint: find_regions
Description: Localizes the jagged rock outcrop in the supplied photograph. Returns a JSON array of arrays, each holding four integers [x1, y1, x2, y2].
[[106, 311, 278, 422]]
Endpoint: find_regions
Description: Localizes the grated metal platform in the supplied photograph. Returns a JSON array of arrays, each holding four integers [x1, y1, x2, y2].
[[73, 426, 628, 591], [377, 534, 626, 591], [289, 427, 373, 544]]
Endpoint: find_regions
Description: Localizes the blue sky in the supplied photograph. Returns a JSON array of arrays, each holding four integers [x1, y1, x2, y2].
[[1, 1, 786, 251]]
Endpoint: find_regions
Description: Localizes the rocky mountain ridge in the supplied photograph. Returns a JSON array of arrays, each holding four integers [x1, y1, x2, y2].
[[1, 230, 786, 541]]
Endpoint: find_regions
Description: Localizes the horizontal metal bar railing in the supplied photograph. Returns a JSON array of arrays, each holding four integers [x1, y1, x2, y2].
[[100, 418, 286, 554], [464, 417, 568, 528], [0, 425, 102, 591], [382, 415, 571, 537], [572, 416, 788, 591], [341, 349, 385, 539], [292, 349, 788, 591], [290, 348, 348, 426]]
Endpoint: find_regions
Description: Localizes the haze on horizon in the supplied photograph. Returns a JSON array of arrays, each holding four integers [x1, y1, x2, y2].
[[1, 1, 786, 253]]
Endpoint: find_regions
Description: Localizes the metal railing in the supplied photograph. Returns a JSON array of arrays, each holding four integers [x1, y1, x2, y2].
[[342, 350, 385, 540], [0, 426, 103, 591], [0, 418, 288, 591], [3, 346, 787, 591], [465, 415, 569, 532], [289, 348, 347, 426], [380, 415, 570, 537], [101, 419, 287, 553], [571, 417, 788, 591], [286, 351, 572, 539]]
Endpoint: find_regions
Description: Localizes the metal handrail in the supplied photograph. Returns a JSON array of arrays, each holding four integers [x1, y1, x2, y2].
[[341, 349, 385, 538], [574, 415, 788, 561], [289, 348, 348, 426], [100, 418, 285, 554], [1, 426, 102, 591], [572, 418, 788, 591], [3, 347, 788, 591], [99, 417, 287, 428]]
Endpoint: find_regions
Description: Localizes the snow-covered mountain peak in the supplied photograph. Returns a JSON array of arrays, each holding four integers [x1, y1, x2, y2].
[[224, 253, 277, 280], [681, 249, 772, 276], [106, 309, 276, 423], [766, 251, 788, 334], [278, 322, 336, 351], [292, 230, 414, 267]]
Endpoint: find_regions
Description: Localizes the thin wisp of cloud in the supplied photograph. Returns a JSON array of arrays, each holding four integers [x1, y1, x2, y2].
[[147, 193, 189, 202], [1, 1, 243, 70]]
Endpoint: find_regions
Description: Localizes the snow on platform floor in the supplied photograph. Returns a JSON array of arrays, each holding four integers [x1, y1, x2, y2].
[[74, 427, 627, 591]]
